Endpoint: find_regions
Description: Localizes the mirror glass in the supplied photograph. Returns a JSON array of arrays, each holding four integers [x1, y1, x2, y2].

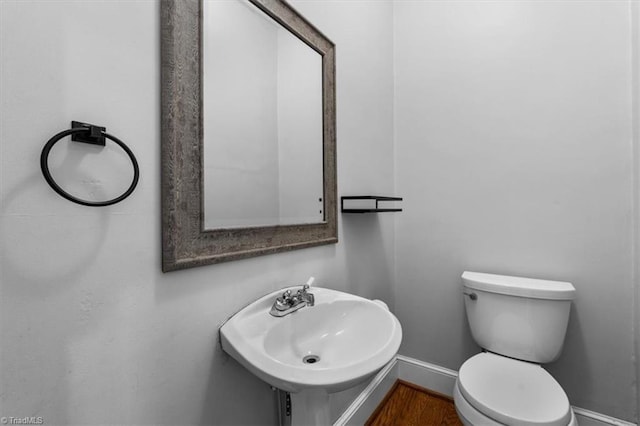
[[202, 0, 324, 229]]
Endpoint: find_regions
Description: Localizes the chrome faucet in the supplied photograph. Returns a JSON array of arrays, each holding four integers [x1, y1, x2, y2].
[[270, 281, 315, 317]]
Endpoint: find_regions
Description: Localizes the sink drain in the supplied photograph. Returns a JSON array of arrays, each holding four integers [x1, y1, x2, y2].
[[303, 355, 320, 364]]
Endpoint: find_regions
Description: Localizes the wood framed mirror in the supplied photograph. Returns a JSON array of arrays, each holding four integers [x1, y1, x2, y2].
[[161, 0, 337, 271]]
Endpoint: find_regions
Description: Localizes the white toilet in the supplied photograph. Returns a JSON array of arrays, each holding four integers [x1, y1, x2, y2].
[[453, 271, 578, 426]]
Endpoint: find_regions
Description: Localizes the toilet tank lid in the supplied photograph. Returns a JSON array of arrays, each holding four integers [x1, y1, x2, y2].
[[462, 271, 576, 300]]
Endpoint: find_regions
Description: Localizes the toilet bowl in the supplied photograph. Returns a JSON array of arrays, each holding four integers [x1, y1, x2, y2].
[[453, 353, 577, 426], [455, 272, 577, 426]]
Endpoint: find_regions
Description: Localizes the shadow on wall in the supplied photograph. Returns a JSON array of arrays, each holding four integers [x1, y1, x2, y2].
[[1, 169, 112, 425], [341, 213, 394, 306], [200, 346, 278, 426], [1, 171, 110, 295], [546, 303, 592, 413]]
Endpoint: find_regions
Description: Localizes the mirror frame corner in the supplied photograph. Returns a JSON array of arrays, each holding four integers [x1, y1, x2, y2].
[[160, 0, 337, 272]]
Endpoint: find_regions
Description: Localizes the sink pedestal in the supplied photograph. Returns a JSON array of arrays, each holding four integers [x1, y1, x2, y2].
[[289, 389, 330, 426]]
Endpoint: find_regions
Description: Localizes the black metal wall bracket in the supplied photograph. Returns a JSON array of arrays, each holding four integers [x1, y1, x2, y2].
[[341, 196, 403, 213], [70, 121, 106, 146]]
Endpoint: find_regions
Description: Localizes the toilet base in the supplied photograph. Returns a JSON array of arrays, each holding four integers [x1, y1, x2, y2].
[[453, 379, 578, 426]]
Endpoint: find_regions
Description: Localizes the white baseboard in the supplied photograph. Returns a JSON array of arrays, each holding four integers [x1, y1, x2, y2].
[[334, 355, 637, 426], [333, 357, 399, 426], [571, 407, 638, 426], [395, 355, 458, 396]]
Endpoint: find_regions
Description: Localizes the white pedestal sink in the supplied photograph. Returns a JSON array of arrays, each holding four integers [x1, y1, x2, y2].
[[219, 286, 402, 425]]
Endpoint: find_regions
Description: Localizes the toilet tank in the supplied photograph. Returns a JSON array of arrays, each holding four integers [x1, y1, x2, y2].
[[461, 271, 576, 364]]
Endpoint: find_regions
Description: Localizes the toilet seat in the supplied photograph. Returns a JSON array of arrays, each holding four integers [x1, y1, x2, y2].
[[457, 352, 571, 426]]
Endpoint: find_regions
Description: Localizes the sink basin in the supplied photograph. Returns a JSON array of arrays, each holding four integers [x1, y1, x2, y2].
[[219, 286, 402, 394]]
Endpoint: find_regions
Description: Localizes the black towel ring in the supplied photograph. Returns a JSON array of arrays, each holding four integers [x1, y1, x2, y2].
[[40, 121, 139, 207]]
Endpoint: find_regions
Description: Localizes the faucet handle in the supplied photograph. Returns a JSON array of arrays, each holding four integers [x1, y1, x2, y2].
[[297, 280, 315, 307], [301, 277, 315, 292]]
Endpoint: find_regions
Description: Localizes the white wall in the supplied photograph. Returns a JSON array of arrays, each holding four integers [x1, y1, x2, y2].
[[0, 0, 395, 424], [394, 0, 637, 422], [633, 0, 640, 417]]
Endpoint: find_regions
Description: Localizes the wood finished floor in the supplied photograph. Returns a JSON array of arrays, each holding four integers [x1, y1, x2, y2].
[[365, 380, 463, 426]]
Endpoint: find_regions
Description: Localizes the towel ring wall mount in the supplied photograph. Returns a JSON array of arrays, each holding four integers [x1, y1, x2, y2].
[[40, 121, 139, 207]]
